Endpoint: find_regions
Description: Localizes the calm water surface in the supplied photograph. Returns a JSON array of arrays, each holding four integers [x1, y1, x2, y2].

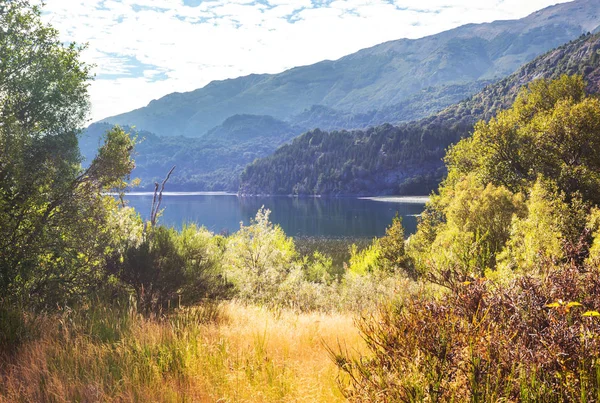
[[124, 193, 427, 238]]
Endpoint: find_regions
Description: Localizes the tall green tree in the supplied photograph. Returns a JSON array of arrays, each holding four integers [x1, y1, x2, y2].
[[0, 2, 135, 306], [410, 75, 600, 277], [445, 75, 600, 203], [378, 213, 409, 274]]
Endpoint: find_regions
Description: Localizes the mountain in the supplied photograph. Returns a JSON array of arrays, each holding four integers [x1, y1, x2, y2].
[[81, 115, 304, 190], [101, 0, 600, 137], [287, 80, 495, 131], [238, 32, 600, 196]]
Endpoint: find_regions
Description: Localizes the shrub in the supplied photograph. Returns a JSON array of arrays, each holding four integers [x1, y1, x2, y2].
[[303, 251, 335, 284], [410, 176, 524, 277], [334, 263, 600, 402], [115, 224, 229, 314], [222, 208, 409, 313], [222, 207, 297, 305], [586, 208, 600, 266], [347, 241, 381, 276], [498, 179, 591, 275]]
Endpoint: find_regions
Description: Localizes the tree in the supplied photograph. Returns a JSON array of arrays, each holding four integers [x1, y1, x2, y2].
[[115, 223, 229, 314], [421, 176, 524, 277], [409, 75, 600, 278], [379, 213, 409, 274], [498, 180, 571, 274], [0, 3, 135, 307], [445, 75, 600, 203]]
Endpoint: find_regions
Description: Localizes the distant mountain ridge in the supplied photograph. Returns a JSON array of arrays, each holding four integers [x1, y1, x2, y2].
[[288, 80, 494, 131], [101, 0, 600, 136], [238, 32, 600, 196], [81, 114, 305, 190]]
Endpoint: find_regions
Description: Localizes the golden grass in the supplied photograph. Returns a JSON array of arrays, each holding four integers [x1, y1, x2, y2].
[[0, 302, 364, 402]]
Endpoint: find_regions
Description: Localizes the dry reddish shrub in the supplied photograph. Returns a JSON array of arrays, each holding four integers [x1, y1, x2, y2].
[[334, 263, 600, 402]]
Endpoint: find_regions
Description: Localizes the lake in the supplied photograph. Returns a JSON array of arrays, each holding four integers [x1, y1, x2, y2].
[[124, 192, 428, 239]]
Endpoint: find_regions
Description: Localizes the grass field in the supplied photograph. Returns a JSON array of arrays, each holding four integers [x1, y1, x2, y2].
[[0, 302, 364, 402]]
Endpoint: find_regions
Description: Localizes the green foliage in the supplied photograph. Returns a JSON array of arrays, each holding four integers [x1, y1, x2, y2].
[[176, 226, 230, 304], [218, 208, 407, 312], [223, 207, 298, 304], [410, 75, 600, 278], [497, 180, 579, 274], [586, 208, 600, 266], [0, 1, 91, 135], [0, 128, 136, 307], [241, 33, 600, 196], [86, 126, 136, 192], [343, 210, 418, 282], [347, 241, 381, 276], [0, 3, 137, 308], [405, 208, 444, 275], [445, 75, 600, 203], [81, 115, 305, 191], [240, 124, 461, 195], [303, 251, 334, 284], [411, 176, 524, 277], [335, 73, 600, 402], [294, 237, 369, 278], [379, 214, 409, 274], [115, 224, 229, 313]]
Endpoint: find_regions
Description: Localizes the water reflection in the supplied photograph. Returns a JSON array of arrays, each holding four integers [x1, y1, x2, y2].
[[124, 194, 426, 238]]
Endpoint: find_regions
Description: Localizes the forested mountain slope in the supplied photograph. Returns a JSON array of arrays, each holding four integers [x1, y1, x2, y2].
[[239, 33, 600, 196], [101, 0, 600, 137], [81, 115, 304, 190]]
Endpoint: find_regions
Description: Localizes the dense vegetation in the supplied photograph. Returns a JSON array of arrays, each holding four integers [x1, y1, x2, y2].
[[0, 0, 391, 314], [6, 2, 600, 402], [240, 124, 461, 195], [0, 8, 405, 401], [102, 0, 600, 137], [0, 1, 133, 307], [332, 75, 600, 401], [240, 32, 600, 196]]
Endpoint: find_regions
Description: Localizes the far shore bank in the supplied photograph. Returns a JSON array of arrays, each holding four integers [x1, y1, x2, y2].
[[122, 191, 430, 202]]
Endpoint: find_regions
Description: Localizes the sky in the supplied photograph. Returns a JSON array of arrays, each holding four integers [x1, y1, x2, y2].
[[42, 0, 573, 122]]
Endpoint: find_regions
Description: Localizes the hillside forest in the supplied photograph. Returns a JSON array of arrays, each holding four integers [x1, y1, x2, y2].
[[240, 32, 600, 196]]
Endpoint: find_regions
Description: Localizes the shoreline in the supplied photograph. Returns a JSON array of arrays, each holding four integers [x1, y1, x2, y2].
[[123, 191, 429, 202], [358, 196, 430, 203]]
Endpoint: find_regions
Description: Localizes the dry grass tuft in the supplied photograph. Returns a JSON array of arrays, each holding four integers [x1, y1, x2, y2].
[[0, 302, 364, 402]]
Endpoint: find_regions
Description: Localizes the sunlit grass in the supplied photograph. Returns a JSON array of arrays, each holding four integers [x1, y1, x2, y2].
[[0, 302, 364, 402]]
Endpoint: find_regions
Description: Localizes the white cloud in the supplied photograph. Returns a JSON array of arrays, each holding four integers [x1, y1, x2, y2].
[[42, 0, 574, 122]]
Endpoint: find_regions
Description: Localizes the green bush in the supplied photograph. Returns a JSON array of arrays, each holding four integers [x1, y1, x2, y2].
[[409, 75, 600, 279], [115, 224, 229, 314], [379, 214, 410, 274], [341, 75, 600, 402], [0, 305, 35, 353], [222, 207, 298, 305], [409, 176, 524, 278]]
